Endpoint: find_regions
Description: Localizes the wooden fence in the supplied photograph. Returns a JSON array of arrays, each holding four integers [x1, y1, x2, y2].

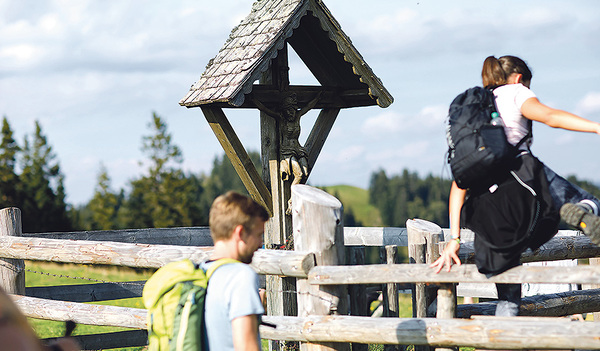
[[1, 185, 600, 350]]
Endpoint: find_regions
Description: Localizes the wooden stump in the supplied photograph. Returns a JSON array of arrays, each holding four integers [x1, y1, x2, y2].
[[292, 185, 349, 351]]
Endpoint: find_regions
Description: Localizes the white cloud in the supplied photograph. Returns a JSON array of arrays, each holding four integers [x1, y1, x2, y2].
[[361, 105, 446, 138], [575, 91, 600, 116], [362, 111, 404, 136]]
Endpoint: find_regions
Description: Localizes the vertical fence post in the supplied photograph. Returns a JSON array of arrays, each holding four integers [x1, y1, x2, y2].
[[292, 185, 349, 351], [348, 247, 368, 351], [381, 245, 400, 318], [407, 219, 443, 351], [585, 257, 600, 322], [0, 207, 25, 295], [407, 219, 443, 317], [382, 245, 402, 351], [435, 283, 457, 351]]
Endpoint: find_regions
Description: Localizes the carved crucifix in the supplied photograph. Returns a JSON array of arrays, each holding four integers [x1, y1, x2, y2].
[[254, 91, 321, 194]]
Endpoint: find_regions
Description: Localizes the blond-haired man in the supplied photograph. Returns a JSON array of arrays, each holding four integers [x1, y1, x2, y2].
[[202, 191, 269, 351]]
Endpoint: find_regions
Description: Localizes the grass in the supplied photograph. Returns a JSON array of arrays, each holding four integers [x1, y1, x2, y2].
[[25, 261, 154, 351], [320, 184, 383, 227]]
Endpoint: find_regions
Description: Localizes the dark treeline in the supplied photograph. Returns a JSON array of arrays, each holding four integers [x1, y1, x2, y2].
[[2, 112, 599, 232], [369, 169, 452, 228], [368, 168, 600, 230]]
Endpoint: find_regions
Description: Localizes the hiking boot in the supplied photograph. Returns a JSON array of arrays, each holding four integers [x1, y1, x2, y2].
[[560, 203, 600, 245]]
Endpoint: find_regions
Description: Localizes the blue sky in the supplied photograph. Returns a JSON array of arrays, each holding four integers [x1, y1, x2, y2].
[[1, 0, 599, 205]]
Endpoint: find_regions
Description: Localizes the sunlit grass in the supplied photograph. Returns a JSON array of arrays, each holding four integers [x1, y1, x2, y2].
[[25, 261, 154, 351]]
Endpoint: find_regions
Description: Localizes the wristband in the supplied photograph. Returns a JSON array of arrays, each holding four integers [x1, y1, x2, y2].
[[452, 237, 460, 244]]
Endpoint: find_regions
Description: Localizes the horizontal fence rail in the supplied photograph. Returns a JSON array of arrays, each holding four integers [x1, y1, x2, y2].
[[458, 288, 600, 318], [0, 236, 315, 277], [24, 227, 214, 246], [309, 263, 600, 285], [12, 295, 146, 329], [26, 281, 145, 302], [259, 315, 600, 349], [459, 234, 600, 263]]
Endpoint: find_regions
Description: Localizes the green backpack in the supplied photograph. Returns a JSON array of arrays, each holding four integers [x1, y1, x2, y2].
[[142, 258, 238, 351]]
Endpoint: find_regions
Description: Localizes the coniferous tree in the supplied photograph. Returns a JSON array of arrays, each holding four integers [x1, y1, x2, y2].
[[0, 117, 20, 208], [203, 151, 261, 202], [123, 112, 207, 228], [88, 164, 121, 230], [369, 169, 393, 225], [19, 121, 70, 232]]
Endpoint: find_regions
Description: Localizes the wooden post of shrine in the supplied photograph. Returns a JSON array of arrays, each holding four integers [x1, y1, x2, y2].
[[260, 45, 298, 351]]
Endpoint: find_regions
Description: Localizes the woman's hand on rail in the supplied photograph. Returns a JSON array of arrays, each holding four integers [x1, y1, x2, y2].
[[429, 239, 461, 273]]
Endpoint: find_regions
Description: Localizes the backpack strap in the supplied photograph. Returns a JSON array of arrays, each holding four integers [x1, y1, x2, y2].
[[514, 119, 533, 151], [488, 85, 533, 151], [205, 258, 240, 280]]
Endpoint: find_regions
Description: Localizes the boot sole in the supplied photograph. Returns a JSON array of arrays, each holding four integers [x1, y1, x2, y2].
[[560, 203, 600, 245]]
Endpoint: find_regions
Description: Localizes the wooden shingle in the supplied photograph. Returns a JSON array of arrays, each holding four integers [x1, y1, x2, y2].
[[180, 0, 393, 109]]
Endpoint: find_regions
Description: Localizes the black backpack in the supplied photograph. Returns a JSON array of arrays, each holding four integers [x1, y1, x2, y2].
[[446, 86, 530, 189]]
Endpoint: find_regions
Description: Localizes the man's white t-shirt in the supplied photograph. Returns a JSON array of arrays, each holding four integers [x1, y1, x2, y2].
[[202, 261, 264, 351]]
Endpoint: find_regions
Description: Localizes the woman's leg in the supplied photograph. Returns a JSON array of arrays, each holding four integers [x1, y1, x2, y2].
[[543, 165, 599, 213], [544, 165, 600, 244]]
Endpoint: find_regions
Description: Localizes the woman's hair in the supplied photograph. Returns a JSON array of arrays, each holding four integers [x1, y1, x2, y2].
[[481, 55, 532, 89]]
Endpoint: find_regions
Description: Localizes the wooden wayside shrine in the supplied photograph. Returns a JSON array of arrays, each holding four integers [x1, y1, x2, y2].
[[179, 0, 392, 347]]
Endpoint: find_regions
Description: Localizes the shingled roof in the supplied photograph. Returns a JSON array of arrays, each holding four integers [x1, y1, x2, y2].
[[179, 0, 393, 109]]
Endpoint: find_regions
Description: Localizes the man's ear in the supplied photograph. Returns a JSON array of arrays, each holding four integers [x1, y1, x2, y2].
[[232, 224, 245, 241]]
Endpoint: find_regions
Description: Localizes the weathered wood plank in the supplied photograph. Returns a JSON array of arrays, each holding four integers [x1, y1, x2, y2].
[[17, 227, 589, 254], [23, 227, 213, 246], [0, 207, 25, 294], [0, 237, 315, 277], [456, 288, 600, 318], [26, 281, 145, 302], [201, 105, 273, 215], [260, 315, 600, 349], [45, 330, 148, 350], [457, 234, 600, 263], [246, 86, 375, 109], [381, 245, 399, 318], [12, 295, 147, 329], [304, 108, 339, 175], [309, 263, 600, 285], [293, 184, 350, 351], [344, 227, 407, 247], [16, 227, 582, 249]]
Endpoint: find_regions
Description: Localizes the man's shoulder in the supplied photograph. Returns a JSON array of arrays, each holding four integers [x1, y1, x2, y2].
[[207, 261, 257, 280]]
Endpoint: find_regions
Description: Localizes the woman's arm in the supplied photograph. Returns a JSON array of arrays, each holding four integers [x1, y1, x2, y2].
[[521, 97, 600, 134], [430, 181, 466, 273]]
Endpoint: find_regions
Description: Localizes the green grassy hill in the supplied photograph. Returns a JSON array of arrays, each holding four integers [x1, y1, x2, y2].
[[320, 184, 383, 227]]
